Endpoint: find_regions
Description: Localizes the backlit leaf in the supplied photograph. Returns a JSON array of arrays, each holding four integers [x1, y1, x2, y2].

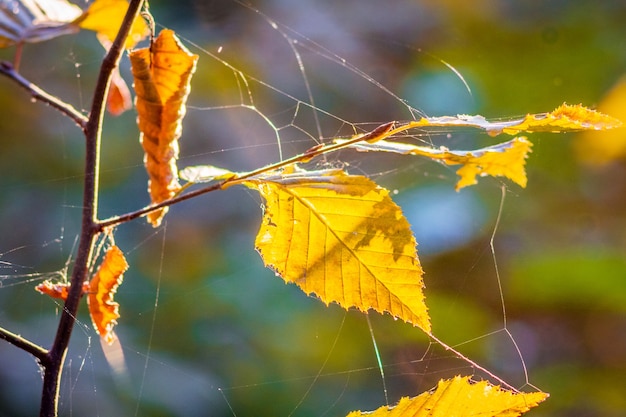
[[179, 165, 238, 183], [339, 137, 532, 191], [130, 29, 198, 226], [245, 168, 430, 333], [404, 103, 621, 136], [96, 35, 133, 116], [346, 376, 548, 417], [88, 245, 128, 345], [0, 0, 81, 48], [35, 280, 89, 300], [106, 57, 132, 115], [76, 0, 149, 49]]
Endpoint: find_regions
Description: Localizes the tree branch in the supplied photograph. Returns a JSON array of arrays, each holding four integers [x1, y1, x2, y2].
[[97, 122, 396, 230], [0, 326, 48, 363], [0, 62, 88, 131], [97, 181, 225, 230], [39, 1, 147, 416]]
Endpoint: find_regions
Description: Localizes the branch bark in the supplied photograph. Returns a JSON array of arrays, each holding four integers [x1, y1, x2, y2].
[[0, 326, 48, 362], [0, 62, 88, 130], [39, 1, 146, 416]]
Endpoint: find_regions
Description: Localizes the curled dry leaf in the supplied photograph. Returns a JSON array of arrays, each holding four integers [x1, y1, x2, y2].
[[130, 29, 198, 227], [35, 280, 89, 300], [88, 245, 128, 345], [347, 376, 548, 417], [106, 57, 133, 116]]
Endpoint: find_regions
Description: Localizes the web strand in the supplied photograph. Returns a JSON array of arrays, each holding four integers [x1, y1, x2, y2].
[[490, 185, 530, 386], [134, 226, 166, 416], [0, 2, 544, 415]]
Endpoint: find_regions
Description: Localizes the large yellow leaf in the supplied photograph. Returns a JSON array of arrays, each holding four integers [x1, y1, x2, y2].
[[75, 0, 149, 49], [130, 29, 198, 227], [404, 103, 621, 137], [246, 168, 430, 333], [347, 376, 548, 417], [337, 137, 532, 191]]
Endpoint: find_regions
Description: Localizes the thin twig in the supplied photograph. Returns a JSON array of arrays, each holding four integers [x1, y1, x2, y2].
[[0, 61, 88, 131], [96, 122, 396, 230], [97, 181, 224, 229], [0, 326, 48, 363], [39, 1, 147, 416]]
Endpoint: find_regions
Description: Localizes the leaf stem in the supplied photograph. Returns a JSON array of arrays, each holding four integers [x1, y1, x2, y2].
[[0, 61, 88, 131], [96, 122, 396, 229], [0, 326, 48, 362], [39, 1, 146, 416]]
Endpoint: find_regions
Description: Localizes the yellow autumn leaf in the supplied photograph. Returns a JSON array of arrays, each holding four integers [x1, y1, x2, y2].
[[130, 29, 198, 227], [337, 137, 532, 191], [404, 103, 621, 137], [347, 376, 548, 417], [245, 168, 430, 333], [75, 0, 149, 49], [574, 76, 626, 165]]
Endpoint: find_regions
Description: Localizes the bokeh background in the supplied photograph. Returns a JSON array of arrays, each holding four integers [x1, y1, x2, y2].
[[1, 0, 626, 416]]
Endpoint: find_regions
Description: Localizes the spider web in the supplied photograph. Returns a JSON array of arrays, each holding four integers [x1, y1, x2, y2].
[[0, 1, 547, 416]]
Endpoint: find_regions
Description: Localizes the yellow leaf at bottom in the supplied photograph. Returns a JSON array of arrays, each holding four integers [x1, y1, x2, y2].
[[347, 376, 548, 417], [246, 168, 430, 333]]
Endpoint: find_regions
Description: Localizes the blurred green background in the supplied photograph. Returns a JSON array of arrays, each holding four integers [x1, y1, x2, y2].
[[1, 0, 626, 416]]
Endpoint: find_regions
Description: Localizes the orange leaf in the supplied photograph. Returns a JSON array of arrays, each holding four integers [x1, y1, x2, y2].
[[35, 280, 89, 300], [88, 245, 128, 345], [106, 66, 132, 116], [347, 376, 548, 417], [130, 29, 198, 227], [179, 165, 239, 183], [97, 35, 132, 116]]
